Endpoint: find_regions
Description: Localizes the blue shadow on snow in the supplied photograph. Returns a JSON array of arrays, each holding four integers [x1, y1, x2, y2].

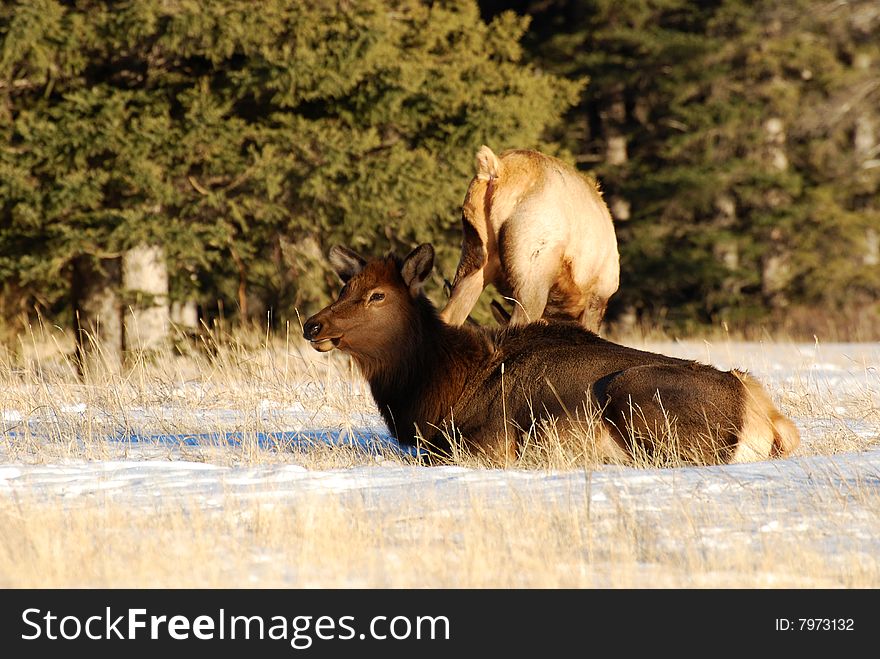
[[4, 424, 423, 458]]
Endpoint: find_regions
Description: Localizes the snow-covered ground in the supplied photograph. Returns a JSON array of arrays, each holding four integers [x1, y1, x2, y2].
[[1, 447, 878, 554], [1, 339, 879, 587]]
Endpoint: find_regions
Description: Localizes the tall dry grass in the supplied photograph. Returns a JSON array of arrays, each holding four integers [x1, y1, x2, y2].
[[2, 317, 878, 468], [1, 320, 879, 588], [1, 474, 877, 588], [1, 319, 393, 468]]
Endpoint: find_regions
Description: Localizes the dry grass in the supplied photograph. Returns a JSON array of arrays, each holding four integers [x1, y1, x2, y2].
[[1, 321, 879, 588], [2, 318, 879, 466], [1, 320, 391, 468], [1, 474, 877, 588]]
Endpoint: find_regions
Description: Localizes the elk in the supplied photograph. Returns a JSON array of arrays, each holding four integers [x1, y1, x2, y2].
[[303, 244, 800, 466], [440, 146, 619, 331]]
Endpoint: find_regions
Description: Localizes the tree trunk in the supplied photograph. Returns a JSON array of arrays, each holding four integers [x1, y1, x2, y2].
[[865, 228, 879, 267], [761, 118, 790, 309], [122, 245, 169, 355], [713, 195, 741, 296], [852, 54, 878, 269], [72, 256, 123, 379], [762, 249, 791, 309], [854, 114, 876, 157], [230, 248, 249, 321], [602, 84, 631, 221], [763, 117, 788, 171], [171, 300, 199, 331]]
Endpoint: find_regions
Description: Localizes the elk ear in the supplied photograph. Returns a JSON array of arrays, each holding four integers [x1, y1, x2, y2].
[[475, 145, 501, 181], [401, 244, 434, 296], [328, 245, 366, 282]]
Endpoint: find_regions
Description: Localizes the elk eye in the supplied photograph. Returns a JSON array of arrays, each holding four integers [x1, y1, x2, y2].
[[369, 292, 385, 303]]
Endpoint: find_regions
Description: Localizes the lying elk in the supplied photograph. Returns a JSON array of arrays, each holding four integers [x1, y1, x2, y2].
[[303, 244, 800, 465], [440, 146, 619, 331]]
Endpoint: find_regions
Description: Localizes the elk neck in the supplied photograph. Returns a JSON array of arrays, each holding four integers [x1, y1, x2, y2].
[[352, 295, 493, 442]]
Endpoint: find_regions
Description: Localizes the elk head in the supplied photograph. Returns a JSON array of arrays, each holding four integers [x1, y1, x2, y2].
[[302, 244, 435, 358]]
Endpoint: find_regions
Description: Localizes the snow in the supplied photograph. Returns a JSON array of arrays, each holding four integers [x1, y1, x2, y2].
[[0, 445, 878, 582], [1, 339, 879, 586]]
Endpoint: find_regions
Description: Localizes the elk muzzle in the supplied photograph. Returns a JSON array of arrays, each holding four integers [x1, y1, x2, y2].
[[302, 315, 339, 352]]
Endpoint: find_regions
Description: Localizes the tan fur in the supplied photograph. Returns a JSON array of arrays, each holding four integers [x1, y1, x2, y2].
[[730, 370, 801, 463], [475, 145, 501, 180], [441, 146, 620, 331]]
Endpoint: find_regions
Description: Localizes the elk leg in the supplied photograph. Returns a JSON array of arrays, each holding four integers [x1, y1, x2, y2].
[[579, 295, 608, 333], [506, 244, 565, 326], [440, 211, 489, 326], [439, 268, 486, 325], [463, 422, 518, 466], [490, 299, 511, 325], [594, 364, 742, 465]]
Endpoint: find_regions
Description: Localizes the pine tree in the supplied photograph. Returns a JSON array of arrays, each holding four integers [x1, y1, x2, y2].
[[483, 0, 880, 335], [0, 0, 581, 351], [653, 0, 880, 331]]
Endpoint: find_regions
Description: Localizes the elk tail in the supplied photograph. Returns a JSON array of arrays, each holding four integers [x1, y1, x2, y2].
[[732, 370, 801, 459], [769, 411, 801, 457]]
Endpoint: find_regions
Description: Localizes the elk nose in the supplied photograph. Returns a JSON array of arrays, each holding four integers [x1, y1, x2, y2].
[[303, 319, 322, 340]]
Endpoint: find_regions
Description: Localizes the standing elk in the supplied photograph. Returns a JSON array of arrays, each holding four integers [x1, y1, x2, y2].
[[302, 244, 800, 466], [440, 146, 620, 331]]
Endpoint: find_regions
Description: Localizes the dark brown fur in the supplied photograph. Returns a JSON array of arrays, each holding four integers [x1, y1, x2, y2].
[[304, 245, 800, 465]]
